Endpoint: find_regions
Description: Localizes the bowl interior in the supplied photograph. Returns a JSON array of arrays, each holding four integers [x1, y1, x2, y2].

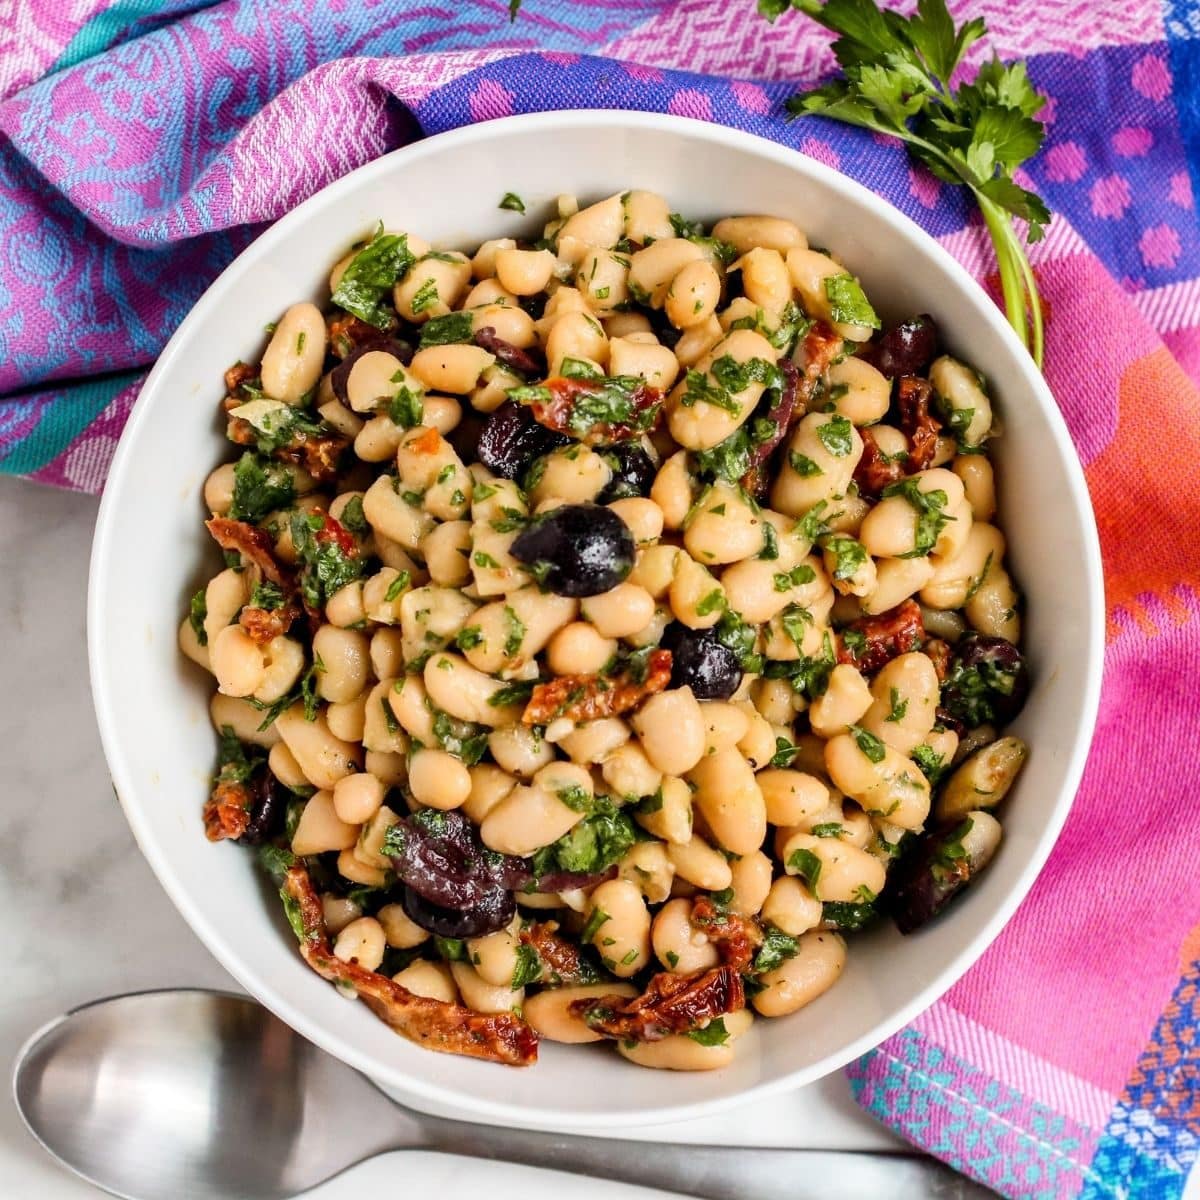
[[90, 112, 1102, 1126]]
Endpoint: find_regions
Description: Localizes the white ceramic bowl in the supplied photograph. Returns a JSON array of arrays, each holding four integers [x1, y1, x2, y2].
[[89, 111, 1103, 1127]]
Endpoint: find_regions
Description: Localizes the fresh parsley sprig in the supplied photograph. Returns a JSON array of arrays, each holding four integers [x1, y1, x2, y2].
[[760, 0, 1050, 366]]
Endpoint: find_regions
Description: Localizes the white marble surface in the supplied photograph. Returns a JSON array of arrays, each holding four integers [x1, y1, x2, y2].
[[0, 474, 911, 1199]]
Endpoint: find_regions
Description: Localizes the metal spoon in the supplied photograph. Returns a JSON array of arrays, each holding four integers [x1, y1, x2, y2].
[[13, 989, 992, 1200]]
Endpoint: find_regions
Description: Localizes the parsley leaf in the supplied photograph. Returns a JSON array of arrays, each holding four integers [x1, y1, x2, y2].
[[751, 925, 801, 974], [849, 723, 887, 763], [816, 414, 855, 457], [228, 452, 295, 523], [188, 588, 208, 646], [418, 312, 475, 348], [825, 535, 869, 581], [687, 1017, 730, 1047], [769, 0, 1050, 366], [881, 477, 952, 557], [499, 191, 526, 214], [511, 943, 542, 988], [823, 274, 881, 330], [331, 225, 414, 328], [289, 512, 363, 610]]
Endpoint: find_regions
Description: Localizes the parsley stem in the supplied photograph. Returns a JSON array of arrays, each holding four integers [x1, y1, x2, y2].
[[1013, 231, 1045, 367], [978, 194, 1042, 368]]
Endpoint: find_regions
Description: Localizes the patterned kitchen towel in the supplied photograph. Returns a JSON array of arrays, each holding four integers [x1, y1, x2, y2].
[[3, 3, 1199, 1196]]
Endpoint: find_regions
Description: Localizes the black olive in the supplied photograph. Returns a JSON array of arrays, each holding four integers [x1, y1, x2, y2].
[[240, 774, 286, 846], [510, 503, 636, 598], [861, 314, 939, 379], [941, 634, 1029, 728], [473, 327, 545, 377], [660, 623, 743, 700], [476, 401, 570, 481], [599, 443, 656, 501], [400, 883, 515, 939]]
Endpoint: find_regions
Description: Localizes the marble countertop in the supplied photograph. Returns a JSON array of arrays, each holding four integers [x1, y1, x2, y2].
[[0, 474, 923, 1199]]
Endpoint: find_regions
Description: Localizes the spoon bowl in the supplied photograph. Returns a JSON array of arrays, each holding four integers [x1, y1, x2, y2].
[[13, 990, 407, 1200], [12, 989, 993, 1200]]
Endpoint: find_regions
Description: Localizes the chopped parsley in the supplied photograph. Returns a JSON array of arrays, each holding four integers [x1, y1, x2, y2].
[[911, 743, 948, 785], [331, 224, 414, 328], [811, 822, 844, 838], [229, 452, 295, 523], [511, 374, 660, 441], [411, 277, 440, 315], [696, 588, 726, 617], [825, 535, 869, 581], [821, 900, 879, 931], [750, 924, 801, 974], [488, 679, 535, 708], [774, 563, 816, 592], [338, 495, 368, 534], [770, 737, 800, 768], [217, 726, 261, 786], [384, 571, 411, 603], [418, 311, 475, 348], [499, 192, 526, 214], [816, 414, 855, 457], [789, 450, 824, 477], [881, 477, 952, 557], [849, 724, 887, 763], [823, 274, 881, 330], [511, 943, 542, 988], [687, 1018, 730, 1047], [787, 847, 823, 892], [188, 588, 208, 646], [504, 609, 528, 657], [289, 512, 364, 610], [249, 580, 286, 611], [580, 907, 611, 943], [387, 381, 425, 428], [884, 687, 909, 723], [455, 625, 484, 651], [715, 609, 763, 674], [430, 710, 489, 765], [530, 799, 637, 879]]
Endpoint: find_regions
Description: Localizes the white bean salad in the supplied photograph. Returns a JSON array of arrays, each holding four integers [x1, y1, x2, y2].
[[181, 190, 1030, 1069]]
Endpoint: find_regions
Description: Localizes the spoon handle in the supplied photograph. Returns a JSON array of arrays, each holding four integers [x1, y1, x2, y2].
[[416, 1117, 994, 1199]]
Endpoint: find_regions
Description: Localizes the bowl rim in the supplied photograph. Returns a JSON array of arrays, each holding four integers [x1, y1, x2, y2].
[[88, 108, 1105, 1127]]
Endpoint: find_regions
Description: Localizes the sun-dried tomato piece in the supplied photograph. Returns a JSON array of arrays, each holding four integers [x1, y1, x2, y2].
[[522, 649, 672, 725], [239, 603, 300, 644], [896, 375, 941, 471], [474, 326, 545, 377], [205, 517, 293, 587], [329, 312, 387, 359], [224, 362, 259, 399], [689, 896, 761, 973], [853, 426, 908, 498], [836, 599, 925, 674], [313, 511, 357, 557], [797, 321, 844, 407], [570, 965, 744, 1043], [519, 922, 598, 986], [527, 376, 664, 446], [283, 866, 538, 1066], [203, 779, 252, 842]]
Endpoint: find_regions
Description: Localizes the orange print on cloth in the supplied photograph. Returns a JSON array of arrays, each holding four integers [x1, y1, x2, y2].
[[1083, 346, 1200, 641]]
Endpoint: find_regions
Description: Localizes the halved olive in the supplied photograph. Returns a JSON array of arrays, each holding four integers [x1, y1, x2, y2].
[[510, 503, 636, 598], [477, 400, 569, 481], [659, 622, 742, 700]]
